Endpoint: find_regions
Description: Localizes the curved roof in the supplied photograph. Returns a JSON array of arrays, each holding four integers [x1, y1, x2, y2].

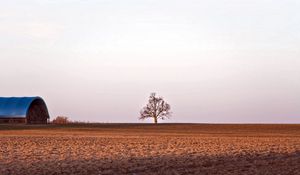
[[0, 97, 48, 118]]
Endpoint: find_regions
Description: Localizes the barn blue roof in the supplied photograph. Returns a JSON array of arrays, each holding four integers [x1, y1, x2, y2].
[[0, 97, 46, 118]]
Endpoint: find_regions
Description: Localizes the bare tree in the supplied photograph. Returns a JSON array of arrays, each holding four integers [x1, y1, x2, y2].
[[139, 93, 171, 124], [52, 116, 70, 124]]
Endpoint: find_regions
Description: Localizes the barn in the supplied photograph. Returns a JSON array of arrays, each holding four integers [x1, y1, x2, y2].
[[0, 97, 50, 124]]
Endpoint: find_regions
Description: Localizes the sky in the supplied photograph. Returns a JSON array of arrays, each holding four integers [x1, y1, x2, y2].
[[1, 0, 300, 123]]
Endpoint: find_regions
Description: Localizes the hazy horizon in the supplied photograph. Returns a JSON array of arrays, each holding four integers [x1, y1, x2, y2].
[[1, 0, 300, 123]]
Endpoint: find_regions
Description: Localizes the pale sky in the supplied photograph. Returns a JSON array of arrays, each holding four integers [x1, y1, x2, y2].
[[1, 0, 300, 123]]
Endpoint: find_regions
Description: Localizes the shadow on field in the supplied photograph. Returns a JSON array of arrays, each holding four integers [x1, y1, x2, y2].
[[1, 151, 300, 175]]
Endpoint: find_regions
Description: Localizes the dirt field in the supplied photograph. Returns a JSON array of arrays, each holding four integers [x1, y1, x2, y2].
[[0, 124, 299, 175]]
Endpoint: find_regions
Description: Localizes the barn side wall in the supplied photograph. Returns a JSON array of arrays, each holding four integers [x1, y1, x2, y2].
[[0, 118, 26, 124]]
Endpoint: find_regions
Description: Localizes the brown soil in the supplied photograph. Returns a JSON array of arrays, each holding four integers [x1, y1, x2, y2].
[[0, 124, 299, 175]]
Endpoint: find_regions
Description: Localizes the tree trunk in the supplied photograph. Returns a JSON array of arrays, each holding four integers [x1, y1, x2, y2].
[[154, 117, 158, 124]]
